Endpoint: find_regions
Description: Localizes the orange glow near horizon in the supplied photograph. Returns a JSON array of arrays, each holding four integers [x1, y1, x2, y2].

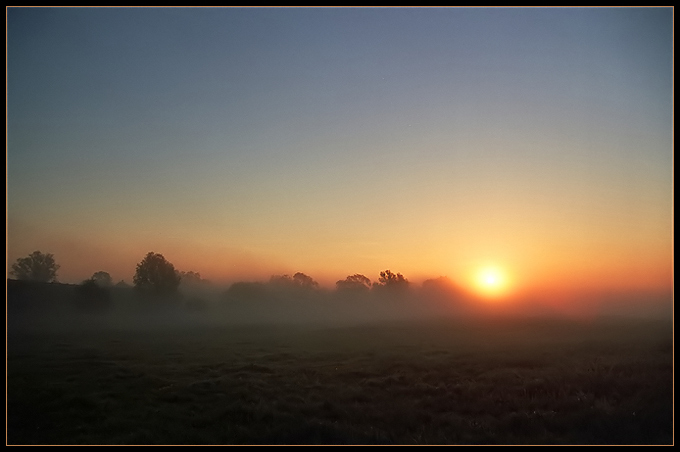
[[7, 202, 673, 302], [6, 217, 673, 297]]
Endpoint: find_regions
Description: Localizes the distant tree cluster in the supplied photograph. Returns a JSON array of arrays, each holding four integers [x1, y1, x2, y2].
[[10, 249, 435, 313], [270, 272, 319, 290], [376, 270, 408, 288], [179, 270, 209, 287], [9, 250, 413, 298], [336, 274, 372, 292]]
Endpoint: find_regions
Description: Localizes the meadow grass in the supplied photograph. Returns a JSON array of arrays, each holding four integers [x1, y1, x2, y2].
[[7, 316, 673, 445]]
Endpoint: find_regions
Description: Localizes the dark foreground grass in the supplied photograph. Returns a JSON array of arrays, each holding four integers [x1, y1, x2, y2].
[[7, 316, 673, 445]]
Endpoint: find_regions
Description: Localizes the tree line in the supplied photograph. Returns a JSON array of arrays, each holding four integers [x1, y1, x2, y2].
[[9, 250, 428, 298]]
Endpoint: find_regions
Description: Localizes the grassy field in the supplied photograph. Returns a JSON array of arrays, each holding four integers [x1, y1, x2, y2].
[[7, 315, 673, 445]]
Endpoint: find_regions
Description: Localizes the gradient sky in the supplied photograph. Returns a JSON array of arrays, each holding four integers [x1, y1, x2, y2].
[[7, 7, 673, 298]]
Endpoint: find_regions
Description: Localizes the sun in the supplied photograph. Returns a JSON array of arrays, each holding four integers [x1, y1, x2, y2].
[[473, 266, 509, 299]]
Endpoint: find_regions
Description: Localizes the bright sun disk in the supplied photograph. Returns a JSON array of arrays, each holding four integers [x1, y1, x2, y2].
[[473, 266, 509, 299]]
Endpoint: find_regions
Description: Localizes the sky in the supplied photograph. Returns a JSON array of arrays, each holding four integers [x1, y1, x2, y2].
[[7, 7, 674, 302]]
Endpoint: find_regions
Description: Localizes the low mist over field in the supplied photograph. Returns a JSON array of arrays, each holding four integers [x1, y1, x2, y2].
[[6, 275, 673, 335], [7, 279, 673, 445], [6, 269, 673, 445]]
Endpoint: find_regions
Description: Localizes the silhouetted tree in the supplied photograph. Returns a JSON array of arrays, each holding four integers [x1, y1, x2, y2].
[[293, 272, 319, 289], [375, 270, 408, 288], [133, 252, 181, 295], [179, 270, 209, 287], [269, 274, 294, 287], [336, 274, 372, 292], [90, 271, 113, 287], [270, 272, 319, 290], [10, 251, 60, 283]]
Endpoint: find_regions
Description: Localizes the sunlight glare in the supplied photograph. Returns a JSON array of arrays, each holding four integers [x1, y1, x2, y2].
[[473, 266, 510, 299]]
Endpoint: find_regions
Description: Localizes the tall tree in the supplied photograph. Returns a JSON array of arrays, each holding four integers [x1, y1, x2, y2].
[[133, 252, 181, 295], [10, 251, 60, 283]]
